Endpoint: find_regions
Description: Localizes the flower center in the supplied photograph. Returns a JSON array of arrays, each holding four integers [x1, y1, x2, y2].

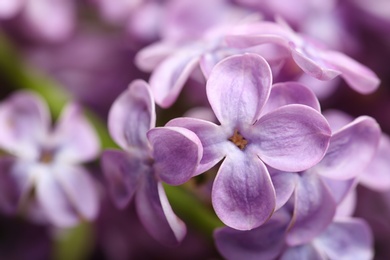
[[228, 130, 248, 150], [39, 148, 54, 164]]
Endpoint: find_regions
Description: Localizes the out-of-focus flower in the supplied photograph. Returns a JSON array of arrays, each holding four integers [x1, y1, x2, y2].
[[0, 91, 100, 227], [101, 79, 203, 246], [168, 54, 331, 230]]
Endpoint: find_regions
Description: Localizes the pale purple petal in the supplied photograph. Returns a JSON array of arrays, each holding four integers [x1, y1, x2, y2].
[[108, 80, 155, 150], [314, 218, 374, 260], [297, 73, 340, 100], [147, 126, 202, 185], [335, 189, 357, 218], [322, 109, 353, 133], [0, 91, 50, 159], [206, 53, 272, 127], [167, 117, 227, 174], [214, 209, 290, 260], [134, 42, 177, 72], [286, 172, 336, 246], [135, 174, 186, 246], [322, 51, 380, 94], [0, 157, 21, 214], [320, 177, 357, 205], [281, 244, 326, 260], [199, 48, 242, 79], [315, 116, 381, 180], [149, 45, 202, 108], [212, 151, 275, 230], [249, 105, 331, 172], [359, 134, 390, 191], [269, 168, 298, 210], [0, 0, 23, 18], [101, 149, 144, 209], [261, 82, 321, 115], [54, 164, 99, 222], [53, 103, 100, 164], [36, 167, 80, 227]]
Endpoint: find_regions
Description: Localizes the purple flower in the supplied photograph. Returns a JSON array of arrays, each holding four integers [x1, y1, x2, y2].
[[225, 20, 380, 94], [101, 80, 203, 246], [167, 53, 331, 230], [0, 91, 100, 227]]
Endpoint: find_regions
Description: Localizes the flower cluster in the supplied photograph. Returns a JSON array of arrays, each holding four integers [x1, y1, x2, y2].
[[0, 0, 389, 259]]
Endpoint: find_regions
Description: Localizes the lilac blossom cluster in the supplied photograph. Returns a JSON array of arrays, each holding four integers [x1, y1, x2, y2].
[[0, 0, 390, 259]]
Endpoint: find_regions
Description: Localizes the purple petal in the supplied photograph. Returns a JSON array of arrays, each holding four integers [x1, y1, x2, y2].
[[0, 91, 50, 159], [101, 149, 145, 209], [166, 117, 227, 174], [281, 244, 326, 260], [359, 134, 390, 191], [269, 168, 298, 210], [149, 45, 202, 108], [320, 177, 357, 205], [314, 218, 374, 260], [135, 174, 186, 246], [147, 126, 202, 185], [249, 105, 331, 172], [54, 165, 99, 222], [0, 157, 21, 214], [0, 0, 23, 18], [53, 103, 100, 164], [335, 189, 357, 218], [322, 51, 380, 94], [212, 151, 275, 230], [315, 116, 381, 180], [287, 172, 336, 246], [322, 109, 353, 133], [262, 82, 321, 115], [108, 80, 155, 150], [199, 48, 242, 79], [214, 209, 290, 260], [206, 53, 272, 127], [134, 41, 177, 72]]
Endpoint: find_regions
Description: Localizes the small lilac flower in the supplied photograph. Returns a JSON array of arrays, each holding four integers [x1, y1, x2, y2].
[[101, 80, 203, 246], [167, 53, 331, 230], [0, 91, 100, 227], [225, 20, 380, 94]]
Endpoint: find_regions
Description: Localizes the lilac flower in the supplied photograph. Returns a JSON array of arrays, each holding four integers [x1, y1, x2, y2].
[[101, 80, 203, 246], [0, 91, 100, 227], [225, 20, 380, 94], [167, 53, 331, 230]]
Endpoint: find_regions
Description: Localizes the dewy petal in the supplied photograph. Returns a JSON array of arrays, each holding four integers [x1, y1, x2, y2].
[[53, 103, 100, 164], [147, 126, 202, 185], [36, 167, 80, 227], [212, 151, 275, 230], [0, 91, 50, 159], [286, 172, 336, 246], [54, 164, 99, 222], [359, 134, 390, 191], [101, 149, 145, 209], [261, 82, 321, 115], [167, 117, 227, 174], [108, 80, 155, 150], [322, 51, 380, 94], [281, 244, 326, 260], [206, 53, 272, 127], [149, 45, 202, 108], [250, 104, 331, 172], [214, 209, 290, 260], [314, 218, 374, 260], [135, 174, 186, 246], [269, 168, 298, 210], [315, 116, 381, 180]]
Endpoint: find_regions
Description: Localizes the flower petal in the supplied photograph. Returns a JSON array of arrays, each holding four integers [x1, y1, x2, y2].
[[0, 91, 50, 159], [54, 164, 99, 222], [322, 109, 353, 133], [314, 218, 374, 260], [214, 209, 290, 260], [320, 177, 357, 205], [149, 45, 202, 108], [281, 244, 326, 260], [286, 172, 336, 246], [315, 116, 381, 180], [147, 126, 202, 185], [0, 0, 23, 18], [134, 41, 177, 72], [212, 151, 275, 230], [53, 103, 100, 164], [206, 53, 272, 127], [135, 174, 186, 246], [0, 157, 22, 214], [101, 149, 144, 209], [167, 117, 227, 174], [262, 82, 321, 115], [269, 168, 298, 210], [108, 80, 155, 150], [250, 104, 331, 172]]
